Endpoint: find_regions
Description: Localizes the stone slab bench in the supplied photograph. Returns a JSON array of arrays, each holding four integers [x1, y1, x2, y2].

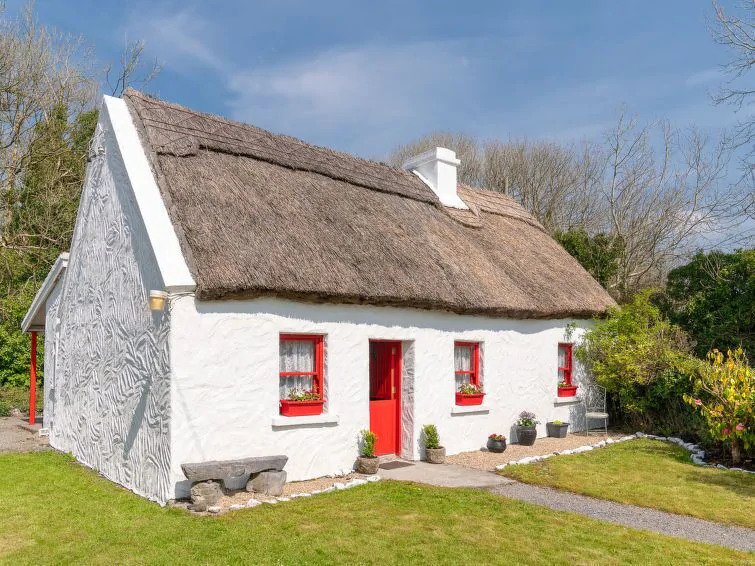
[[181, 455, 288, 482]]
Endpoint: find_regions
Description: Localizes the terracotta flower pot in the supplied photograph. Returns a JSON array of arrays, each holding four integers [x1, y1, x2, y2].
[[486, 438, 507, 453], [356, 456, 379, 474], [425, 447, 446, 464], [517, 426, 537, 446]]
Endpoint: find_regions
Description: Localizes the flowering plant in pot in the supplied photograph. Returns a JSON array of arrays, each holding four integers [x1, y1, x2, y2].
[[516, 411, 539, 446], [486, 433, 507, 453], [557, 381, 578, 397], [546, 419, 569, 438], [422, 424, 446, 464], [356, 430, 379, 474], [456, 382, 485, 406], [279, 386, 324, 416]]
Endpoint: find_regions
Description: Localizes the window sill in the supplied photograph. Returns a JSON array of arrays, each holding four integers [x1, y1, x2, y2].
[[553, 396, 582, 406], [271, 414, 339, 428], [451, 404, 490, 415]]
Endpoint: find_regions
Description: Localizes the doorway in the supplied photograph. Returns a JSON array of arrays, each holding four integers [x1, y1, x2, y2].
[[369, 341, 402, 456]]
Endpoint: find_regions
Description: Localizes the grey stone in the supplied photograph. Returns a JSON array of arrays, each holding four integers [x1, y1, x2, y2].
[[207, 506, 221, 513], [182, 455, 288, 482], [246, 470, 287, 496], [190, 480, 223, 508]]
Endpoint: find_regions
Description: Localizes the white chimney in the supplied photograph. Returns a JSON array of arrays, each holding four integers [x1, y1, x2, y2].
[[403, 147, 468, 209]]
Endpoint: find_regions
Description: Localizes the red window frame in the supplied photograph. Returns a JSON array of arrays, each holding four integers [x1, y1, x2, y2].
[[558, 343, 573, 386], [279, 334, 324, 400], [454, 341, 481, 386]]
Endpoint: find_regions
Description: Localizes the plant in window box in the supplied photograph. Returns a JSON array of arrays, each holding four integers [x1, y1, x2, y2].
[[356, 430, 379, 474], [546, 419, 570, 438], [557, 380, 578, 397], [422, 424, 446, 464], [486, 433, 507, 453], [515, 411, 539, 446], [455, 382, 485, 406], [279, 386, 324, 417]]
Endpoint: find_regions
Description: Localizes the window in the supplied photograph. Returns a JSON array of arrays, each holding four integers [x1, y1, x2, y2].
[[557, 343, 573, 385], [454, 341, 481, 390], [279, 334, 324, 401]]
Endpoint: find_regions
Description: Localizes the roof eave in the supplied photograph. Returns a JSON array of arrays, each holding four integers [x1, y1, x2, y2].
[[21, 253, 69, 333]]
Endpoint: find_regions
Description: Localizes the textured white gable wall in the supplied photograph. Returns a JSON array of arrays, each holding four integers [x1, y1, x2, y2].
[[169, 295, 588, 499], [49, 105, 172, 503]]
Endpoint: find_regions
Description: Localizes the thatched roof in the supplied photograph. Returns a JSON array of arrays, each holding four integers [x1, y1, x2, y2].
[[123, 89, 615, 318]]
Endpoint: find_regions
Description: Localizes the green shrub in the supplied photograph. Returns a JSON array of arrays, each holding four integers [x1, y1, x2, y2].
[[0, 385, 42, 413], [359, 429, 377, 458], [576, 291, 704, 437], [0, 400, 11, 417], [422, 424, 441, 449]]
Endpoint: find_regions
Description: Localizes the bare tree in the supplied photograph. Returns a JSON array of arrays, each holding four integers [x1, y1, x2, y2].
[[0, 3, 96, 256], [106, 38, 161, 97]]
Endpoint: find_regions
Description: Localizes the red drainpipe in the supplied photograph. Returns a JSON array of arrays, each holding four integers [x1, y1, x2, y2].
[[29, 331, 37, 425]]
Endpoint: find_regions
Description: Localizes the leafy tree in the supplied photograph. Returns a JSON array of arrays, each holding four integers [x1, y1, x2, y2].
[[685, 348, 754, 465], [656, 250, 755, 360], [576, 291, 704, 436], [554, 228, 624, 290]]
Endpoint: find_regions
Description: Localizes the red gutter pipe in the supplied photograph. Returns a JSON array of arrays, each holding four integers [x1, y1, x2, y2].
[[29, 331, 37, 425]]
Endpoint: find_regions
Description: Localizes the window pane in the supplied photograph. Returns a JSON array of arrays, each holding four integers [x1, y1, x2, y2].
[[558, 368, 565, 382], [280, 339, 315, 373], [454, 345, 472, 372], [455, 372, 471, 390], [558, 345, 567, 368], [280, 375, 314, 400]]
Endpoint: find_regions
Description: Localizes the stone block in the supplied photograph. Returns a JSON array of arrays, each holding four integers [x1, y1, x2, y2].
[[246, 470, 287, 496], [190, 480, 223, 510], [182, 455, 288, 482]]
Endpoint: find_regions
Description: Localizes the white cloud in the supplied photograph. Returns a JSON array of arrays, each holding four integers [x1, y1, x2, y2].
[[127, 8, 229, 75], [225, 41, 480, 154]]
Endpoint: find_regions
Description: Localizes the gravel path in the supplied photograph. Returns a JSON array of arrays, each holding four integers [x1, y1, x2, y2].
[[0, 417, 48, 453], [446, 432, 625, 471], [490, 481, 755, 552]]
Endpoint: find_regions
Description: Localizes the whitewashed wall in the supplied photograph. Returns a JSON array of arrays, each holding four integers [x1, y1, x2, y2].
[[50, 110, 172, 503], [42, 280, 63, 430], [169, 295, 587, 498]]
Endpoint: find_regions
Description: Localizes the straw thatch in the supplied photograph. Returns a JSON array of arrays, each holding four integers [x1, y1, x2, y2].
[[123, 89, 615, 318]]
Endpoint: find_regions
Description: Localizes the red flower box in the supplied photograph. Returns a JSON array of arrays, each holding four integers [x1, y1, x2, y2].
[[279, 399, 324, 416], [456, 392, 485, 406], [557, 385, 578, 397]]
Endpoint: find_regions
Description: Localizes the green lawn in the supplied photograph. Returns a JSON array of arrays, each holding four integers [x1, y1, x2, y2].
[[0, 452, 752, 564], [501, 438, 755, 529]]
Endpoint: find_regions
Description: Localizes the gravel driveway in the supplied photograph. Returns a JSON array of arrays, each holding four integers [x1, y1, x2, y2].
[[0, 417, 49, 453]]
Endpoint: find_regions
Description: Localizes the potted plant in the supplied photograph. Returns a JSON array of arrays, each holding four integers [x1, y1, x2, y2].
[[455, 382, 485, 406], [279, 386, 324, 416], [486, 433, 507, 453], [356, 430, 379, 474], [422, 424, 446, 464], [516, 411, 539, 446], [557, 381, 578, 397], [546, 419, 569, 438]]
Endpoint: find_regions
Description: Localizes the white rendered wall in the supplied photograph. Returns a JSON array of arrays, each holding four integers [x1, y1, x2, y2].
[[49, 109, 172, 503], [42, 280, 63, 430], [169, 296, 588, 498]]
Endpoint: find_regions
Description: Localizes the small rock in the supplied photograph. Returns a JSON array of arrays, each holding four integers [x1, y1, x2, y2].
[[262, 499, 278, 505], [299, 492, 312, 497], [310, 489, 322, 495], [730, 467, 744, 472], [207, 506, 221, 514], [246, 498, 261, 508], [229, 504, 244, 510], [560, 449, 574, 455], [594, 441, 606, 448], [247, 470, 287, 496], [276, 496, 290, 502], [572, 446, 593, 453], [346, 478, 368, 487], [365, 475, 380, 482], [190, 480, 224, 507], [321, 487, 336, 493], [635, 432, 645, 437], [605, 438, 615, 444], [495, 464, 507, 470], [620, 435, 635, 442], [717, 464, 727, 469], [333, 482, 347, 490]]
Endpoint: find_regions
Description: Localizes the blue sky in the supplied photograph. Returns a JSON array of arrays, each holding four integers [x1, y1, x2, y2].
[[12, 1, 744, 159]]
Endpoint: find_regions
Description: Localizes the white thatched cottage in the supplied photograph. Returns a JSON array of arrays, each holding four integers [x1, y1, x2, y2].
[[22, 90, 615, 503]]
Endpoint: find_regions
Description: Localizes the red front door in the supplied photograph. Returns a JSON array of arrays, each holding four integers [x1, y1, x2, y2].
[[369, 341, 402, 456]]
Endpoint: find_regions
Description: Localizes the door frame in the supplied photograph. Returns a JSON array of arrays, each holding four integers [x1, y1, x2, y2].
[[368, 339, 402, 456]]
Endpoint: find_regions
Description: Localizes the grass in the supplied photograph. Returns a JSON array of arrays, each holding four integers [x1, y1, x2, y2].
[[501, 438, 755, 529], [0, 385, 42, 414], [0, 452, 752, 564]]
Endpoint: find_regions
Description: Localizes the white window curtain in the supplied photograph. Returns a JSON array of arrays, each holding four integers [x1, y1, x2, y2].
[[558, 346, 567, 368], [280, 340, 315, 399], [454, 344, 472, 389]]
